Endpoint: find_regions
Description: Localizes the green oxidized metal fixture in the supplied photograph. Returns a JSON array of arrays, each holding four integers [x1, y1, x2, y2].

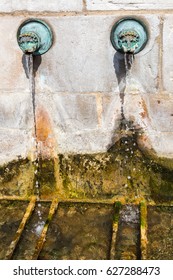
[[17, 19, 53, 55], [110, 18, 148, 54]]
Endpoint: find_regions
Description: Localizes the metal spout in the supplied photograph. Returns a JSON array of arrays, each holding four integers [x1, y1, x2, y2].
[[110, 18, 148, 54], [18, 32, 41, 54], [17, 19, 53, 56], [118, 29, 139, 54]]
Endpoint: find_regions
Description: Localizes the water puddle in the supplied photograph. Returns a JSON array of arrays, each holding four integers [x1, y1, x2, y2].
[[12, 202, 50, 260], [147, 206, 173, 259], [114, 205, 140, 260], [0, 200, 28, 259], [38, 203, 114, 260]]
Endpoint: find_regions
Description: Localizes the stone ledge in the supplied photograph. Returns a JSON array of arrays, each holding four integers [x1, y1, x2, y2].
[[0, 0, 83, 13], [86, 0, 173, 11]]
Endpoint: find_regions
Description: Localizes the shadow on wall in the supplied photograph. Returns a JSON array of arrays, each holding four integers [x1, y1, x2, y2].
[[22, 54, 42, 78], [113, 52, 134, 103]]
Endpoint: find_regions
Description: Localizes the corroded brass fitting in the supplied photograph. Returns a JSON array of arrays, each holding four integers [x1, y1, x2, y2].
[[17, 19, 53, 56], [110, 18, 148, 54], [118, 29, 139, 53], [18, 32, 41, 54]]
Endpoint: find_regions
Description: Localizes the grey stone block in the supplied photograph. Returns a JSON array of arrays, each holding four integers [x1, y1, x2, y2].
[[163, 15, 173, 93], [0, 0, 83, 12], [54, 128, 120, 154], [0, 128, 33, 164], [86, 0, 173, 10], [49, 93, 99, 132], [35, 15, 160, 94], [0, 92, 33, 130]]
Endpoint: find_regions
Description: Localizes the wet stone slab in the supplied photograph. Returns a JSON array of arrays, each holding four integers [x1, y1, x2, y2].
[[0, 200, 28, 259], [12, 202, 51, 260], [114, 205, 140, 260], [38, 203, 114, 260], [147, 206, 173, 260]]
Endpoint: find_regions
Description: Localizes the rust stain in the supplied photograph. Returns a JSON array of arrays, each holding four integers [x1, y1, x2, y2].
[[140, 99, 149, 119], [36, 106, 56, 158]]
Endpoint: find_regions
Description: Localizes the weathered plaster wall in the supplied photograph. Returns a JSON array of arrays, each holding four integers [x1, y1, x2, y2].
[[0, 0, 173, 164]]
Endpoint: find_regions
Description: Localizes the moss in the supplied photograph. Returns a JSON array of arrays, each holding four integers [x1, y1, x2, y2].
[[58, 134, 147, 200], [150, 176, 173, 203], [0, 159, 28, 183], [120, 251, 136, 260], [139, 145, 173, 171], [0, 158, 34, 197], [140, 201, 147, 228], [0, 157, 58, 199], [1, 130, 173, 202], [34, 158, 57, 199], [58, 133, 173, 203]]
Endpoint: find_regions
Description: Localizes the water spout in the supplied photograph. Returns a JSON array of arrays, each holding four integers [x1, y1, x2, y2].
[[17, 19, 54, 203], [17, 19, 53, 56], [111, 18, 148, 134], [110, 18, 148, 55], [18, 32, 41, 54], [118, 29, 139, 54]]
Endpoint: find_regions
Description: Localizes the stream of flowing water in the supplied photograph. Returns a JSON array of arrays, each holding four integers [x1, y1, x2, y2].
[[118, 53, 139, 190], [27, 54, 45, 234]]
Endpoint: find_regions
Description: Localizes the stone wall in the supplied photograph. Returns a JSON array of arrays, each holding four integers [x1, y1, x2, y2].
[[0, 0, 173, 164]]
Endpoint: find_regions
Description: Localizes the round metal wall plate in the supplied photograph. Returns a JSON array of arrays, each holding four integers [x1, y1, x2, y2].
[[17, 19, 53, 55], [110, 18, 148, 54]]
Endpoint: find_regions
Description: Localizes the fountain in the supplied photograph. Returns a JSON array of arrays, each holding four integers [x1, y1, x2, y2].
[[7, 19, 55, 256], [0, 14, 173, 260], [110, 17, 148, 131]]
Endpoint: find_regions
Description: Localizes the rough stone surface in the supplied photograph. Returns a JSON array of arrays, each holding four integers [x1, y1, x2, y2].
[[0, 10, 173, 162], [145, 96, 173, 133], [0, 0, 83, 12], [124, 94, 173, 132], [124, 93, 173, 158], [86, 0, 173, 10], [35, 15, 159, 94], [101, 93, 122, 130], [149, 132, 173, 158], [163, 15, 173, 93], [36, 16, 117, 94], [0, 16, 29, 92], [50, 93, 98, 132], [0, 14, 159, 95], [54, 129, 119, 154], [0, 129, 33, 164], [36, 92, 122, 153], [0, 92, 33, 130]]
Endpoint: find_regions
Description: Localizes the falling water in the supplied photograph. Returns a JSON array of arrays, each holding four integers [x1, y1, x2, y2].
[[28, 54, 36, 137], [27, 54, 45, 233], [124, 53, 134, 76], [119, 53, 134, 132], [118, 53, 138, 188]]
